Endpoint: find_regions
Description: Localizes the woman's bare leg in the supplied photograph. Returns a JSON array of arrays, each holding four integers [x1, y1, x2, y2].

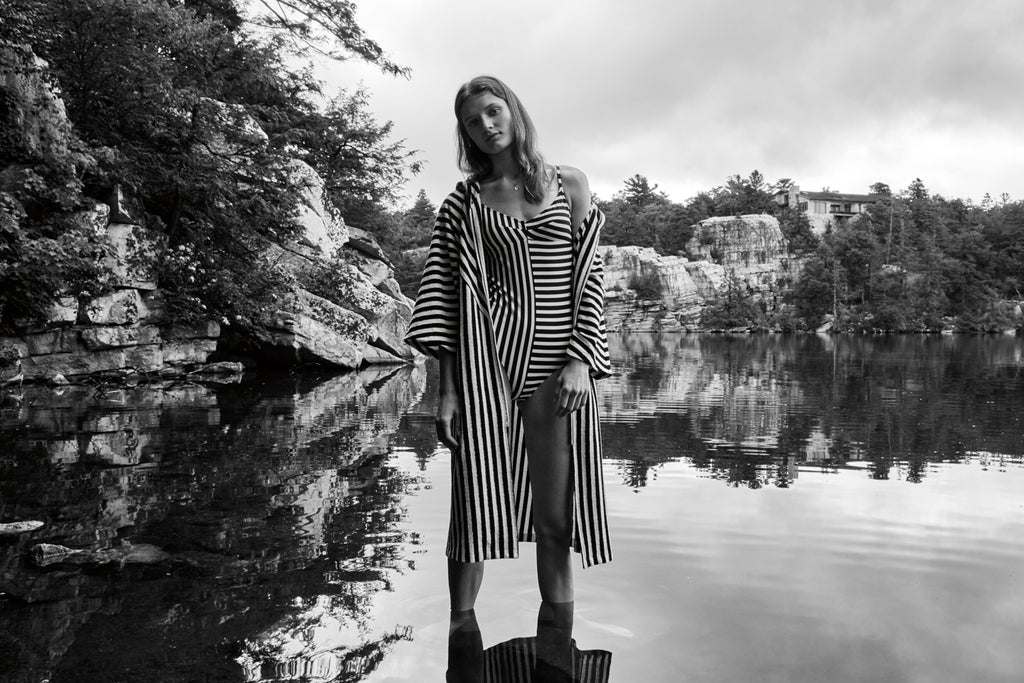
[[448, 559, 484, 612], [519, 372, 574, 603]]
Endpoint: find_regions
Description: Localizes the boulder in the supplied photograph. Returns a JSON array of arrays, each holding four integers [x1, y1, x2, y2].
[[346, 226, 388, 263], [252, 291, 370, 368], [288, 159, 349, 256]]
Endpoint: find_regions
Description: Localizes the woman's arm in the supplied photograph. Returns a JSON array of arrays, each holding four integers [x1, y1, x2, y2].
[[554, 166, 597, 416], [436, 348, 460, 451]]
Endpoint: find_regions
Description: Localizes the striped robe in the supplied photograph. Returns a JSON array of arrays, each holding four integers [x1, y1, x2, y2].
[[405, 180, 613, 567]]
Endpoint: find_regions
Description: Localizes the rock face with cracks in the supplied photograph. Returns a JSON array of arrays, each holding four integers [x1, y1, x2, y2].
[[600, 214, 797, 331], [0, 49, 417, 382]]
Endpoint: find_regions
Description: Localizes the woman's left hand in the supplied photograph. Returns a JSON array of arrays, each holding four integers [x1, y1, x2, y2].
[[555, 359, 591, 417]]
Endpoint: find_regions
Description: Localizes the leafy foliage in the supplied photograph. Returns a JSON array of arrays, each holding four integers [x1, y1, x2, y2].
[[786, 179, 1024, 332], [1, 0, 416, 331]]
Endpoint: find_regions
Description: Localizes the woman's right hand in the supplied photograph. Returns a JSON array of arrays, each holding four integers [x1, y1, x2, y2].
[[436, 392, 461, 452]]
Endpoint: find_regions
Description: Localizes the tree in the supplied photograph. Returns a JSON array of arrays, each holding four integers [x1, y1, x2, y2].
[[2, 0, 418, 329], [244, 0, 408, 75], [621, 174, 667, 208]]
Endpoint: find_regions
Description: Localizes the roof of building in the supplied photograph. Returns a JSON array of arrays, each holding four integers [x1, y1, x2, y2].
[[772, 189, 885, 203], [802, 191, 883, 202]]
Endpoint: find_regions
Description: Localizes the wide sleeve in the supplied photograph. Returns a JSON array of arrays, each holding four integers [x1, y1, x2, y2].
[[566, 204, 613, 378], [404, 188, 466, 358]]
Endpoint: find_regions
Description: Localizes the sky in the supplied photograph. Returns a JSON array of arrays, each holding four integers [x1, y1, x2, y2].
[[309, 0, 1024, 208]]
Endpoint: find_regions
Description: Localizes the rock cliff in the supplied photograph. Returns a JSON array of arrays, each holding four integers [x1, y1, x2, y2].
[[0, 48, 416, 385], [602, 214, 796, 330]]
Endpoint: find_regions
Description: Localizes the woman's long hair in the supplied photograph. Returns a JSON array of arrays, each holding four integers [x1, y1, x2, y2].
[[454, 76, 549, 204]]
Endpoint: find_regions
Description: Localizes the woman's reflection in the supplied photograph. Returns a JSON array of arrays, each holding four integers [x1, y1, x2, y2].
[[447, 601, 611, 682]]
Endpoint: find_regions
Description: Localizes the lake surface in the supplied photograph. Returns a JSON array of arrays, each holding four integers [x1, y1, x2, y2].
[[1, 334, 1022, 682]]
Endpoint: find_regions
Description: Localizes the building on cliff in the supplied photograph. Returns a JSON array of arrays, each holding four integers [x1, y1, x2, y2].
[[773, 185, 882, 234]]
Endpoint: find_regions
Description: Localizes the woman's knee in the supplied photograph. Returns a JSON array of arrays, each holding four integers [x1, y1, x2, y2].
[[533, 514, 571, 545]]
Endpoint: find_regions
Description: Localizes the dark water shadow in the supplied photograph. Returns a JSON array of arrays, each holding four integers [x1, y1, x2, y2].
[[447, 602, 611, 683]]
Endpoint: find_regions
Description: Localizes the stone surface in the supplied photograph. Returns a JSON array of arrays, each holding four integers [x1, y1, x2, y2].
[[164, 320, 220, 340], [288, 159, 349, 256], [0, 342, 25, 384], [21, 350, 127, 380], [124, 344, 164, 372], [685, 214, 794, 299], [29, 542, 170, 568], [602, 246, 707, 331], [0, 46, 73, 162], [163, 339, 217, 365], [253, 291, 368, 368], [367, 304, 416, 360], [81, 289, 147, 325], [104, 223, 162, 288], [72, 202, 110, 237], [81, 326, 158, 350], [346, 226, 388, 263], [46, 297, 79, 326], [24, 328, 79, 355], [191, 361, 245, 375], [0, 521, 44, 536]]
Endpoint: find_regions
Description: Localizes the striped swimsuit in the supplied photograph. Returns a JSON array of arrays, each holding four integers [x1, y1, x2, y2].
[[481, 169, 574, 401]]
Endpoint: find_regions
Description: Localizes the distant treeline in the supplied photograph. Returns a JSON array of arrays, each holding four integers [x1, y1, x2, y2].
[[395, 172, 1023, 333], [595, 172, 1023, 332]]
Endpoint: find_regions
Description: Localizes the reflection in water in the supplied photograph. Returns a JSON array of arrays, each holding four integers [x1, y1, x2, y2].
[[447, 603, 611, 683], [1, 334, 1022, 681], [0, 366, 429, 682], [601, 333, 1024, 489]]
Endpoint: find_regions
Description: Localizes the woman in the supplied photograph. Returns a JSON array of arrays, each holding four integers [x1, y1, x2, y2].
[[405, 76, 612, 614]]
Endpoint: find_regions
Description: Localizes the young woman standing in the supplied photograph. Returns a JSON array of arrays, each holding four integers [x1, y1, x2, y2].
[[405, 75, 612, 615]]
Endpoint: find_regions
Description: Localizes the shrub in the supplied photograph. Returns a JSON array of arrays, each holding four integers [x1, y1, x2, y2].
[[628, 270, 663, 300]]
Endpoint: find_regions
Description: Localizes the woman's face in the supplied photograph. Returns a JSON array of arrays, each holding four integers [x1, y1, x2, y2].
[[459, 92, 514, 156]]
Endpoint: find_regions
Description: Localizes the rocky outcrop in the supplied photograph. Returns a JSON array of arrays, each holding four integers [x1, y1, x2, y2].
[[0, 49, 416, 383], [0, 220, 225, 383], [601, 214, 796, 330], [684, 214, 796, 297], [174, 96, 415, 368]]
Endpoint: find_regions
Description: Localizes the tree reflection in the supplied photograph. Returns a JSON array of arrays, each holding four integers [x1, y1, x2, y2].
[[598, 333, 1024, 489], [0, 366, 426, 682]]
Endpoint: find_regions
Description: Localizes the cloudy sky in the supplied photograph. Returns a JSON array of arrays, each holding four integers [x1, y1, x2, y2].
[[315, 0, 1024, 207]]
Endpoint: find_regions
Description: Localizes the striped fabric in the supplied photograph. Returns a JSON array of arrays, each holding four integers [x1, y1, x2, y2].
[[483, 637, 613, 682], [480, 170, 575, 400], [405, 178, 613, 567]]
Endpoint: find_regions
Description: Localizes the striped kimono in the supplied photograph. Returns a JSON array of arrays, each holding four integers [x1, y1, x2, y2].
[[405, 180, 613, 568]]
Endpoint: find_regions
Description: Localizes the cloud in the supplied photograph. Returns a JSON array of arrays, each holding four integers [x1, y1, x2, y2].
[[322, 0, 1024, 205]]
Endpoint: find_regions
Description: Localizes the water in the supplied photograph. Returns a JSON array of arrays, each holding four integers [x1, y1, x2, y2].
[[1, 334, 1022, 682]]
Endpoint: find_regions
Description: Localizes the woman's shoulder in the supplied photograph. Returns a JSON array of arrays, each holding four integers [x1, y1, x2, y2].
[[557, 165, 591, 208]]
